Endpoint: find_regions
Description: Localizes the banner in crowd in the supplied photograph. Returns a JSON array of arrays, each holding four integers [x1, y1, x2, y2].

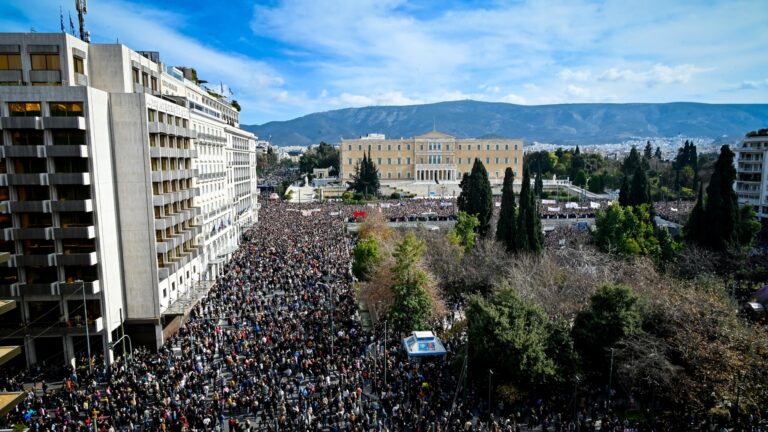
[[541, 199, 557, 205], [353, 211, 367, 219], [548, 207, 561, 212]]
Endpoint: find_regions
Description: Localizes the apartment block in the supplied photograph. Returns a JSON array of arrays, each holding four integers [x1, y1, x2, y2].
[[0, 32, 258, 366], [340, 131, 524, 187], [735, 129, 768, 219]]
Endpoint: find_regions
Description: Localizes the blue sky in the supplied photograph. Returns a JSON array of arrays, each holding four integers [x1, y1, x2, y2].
[[2, 0, 766, 125]]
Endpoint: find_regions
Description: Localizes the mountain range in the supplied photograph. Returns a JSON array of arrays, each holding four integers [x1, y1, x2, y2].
[[242, 100, 768, 147]]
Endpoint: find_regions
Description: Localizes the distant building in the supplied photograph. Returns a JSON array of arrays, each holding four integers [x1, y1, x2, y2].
[[735, 129, 768, 219], [339, 131, 523, 185]]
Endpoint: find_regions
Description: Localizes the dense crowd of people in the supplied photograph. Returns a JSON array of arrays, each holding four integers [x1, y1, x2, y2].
[[653, 201, 695, 225], [0, 201, 679, 431]]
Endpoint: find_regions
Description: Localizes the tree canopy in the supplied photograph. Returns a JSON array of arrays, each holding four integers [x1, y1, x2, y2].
[[457, 159, 493, 236]]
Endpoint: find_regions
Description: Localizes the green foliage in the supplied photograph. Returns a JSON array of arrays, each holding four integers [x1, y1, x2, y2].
[[674, 140, 699, 190], [390, 233, 433, 333], [457, 159, 493, 237], [467, 287, 555, 388], [496, 168, 517, 252], [300, 142, 340, 175], [644, 140, 653, 159], [352, 238, 381, 281], [622, 146, 642, 177], [628, 164, 651, 206], [515, 164, 543, 254], [449, 211, 479, 253], [573, 169, 587, 187], [618, 176, 630, 207], [594, 204, 668, 257], [686, 145, 758, 251], [572, 284, 642, 371], [534, 167, 543, 198], [350, 149, 380, 197], [230, 100, 241, 112], [654, 146, 663, 159], [389, 192, 401, 199]]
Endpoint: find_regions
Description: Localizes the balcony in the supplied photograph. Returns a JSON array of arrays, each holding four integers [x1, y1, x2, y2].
[[0, 70, 22, 84], [7, 201, 50, 213], [55, 251, 98, 266], [28, 70, 61, 85], [9, 227, 51, 240], [1, 117, 43, 130], [46, 145, 88, 158], [0, 145, 45, 158], [4, 173, 48, 186], [16, 282, 57, 296], [58, 280, 101, 296], [50, 199, 93, 212], [52, 225, 95, 239], [149, 147, 198, 159], [43, 117, 86, 130], [48, 173, 90, 185], [13, 253, 55, 266]]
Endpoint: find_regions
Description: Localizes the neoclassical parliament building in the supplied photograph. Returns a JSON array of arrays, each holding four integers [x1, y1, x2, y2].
[[339, 131, 524, 185]]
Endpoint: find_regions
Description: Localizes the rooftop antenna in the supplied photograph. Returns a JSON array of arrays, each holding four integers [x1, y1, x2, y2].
[[68, 11, 75, 35], [75, 0, 89, 42], [60, 6, 65, 32]]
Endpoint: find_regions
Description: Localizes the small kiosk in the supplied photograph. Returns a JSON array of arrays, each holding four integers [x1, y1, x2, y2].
[[402, 331, 447, 359]]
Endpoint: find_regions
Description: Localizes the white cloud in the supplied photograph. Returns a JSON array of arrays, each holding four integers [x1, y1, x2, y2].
[[565, 85, 590, 98], [737, 79, 768, 90], [598, 64, 710, 85], [501, 93, 527, 104], [559, 69, 592, 81]]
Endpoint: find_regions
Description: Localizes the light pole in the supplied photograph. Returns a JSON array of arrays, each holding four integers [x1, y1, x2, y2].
[[488, 369, 494, 415], [608, 348, 614, 406], [76, 279, 92, 376]]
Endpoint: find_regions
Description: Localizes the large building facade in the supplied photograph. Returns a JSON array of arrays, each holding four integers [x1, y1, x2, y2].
[[340, 131, 524, 186], [735, 129, 768, 219], [0, 32, 258, 366]]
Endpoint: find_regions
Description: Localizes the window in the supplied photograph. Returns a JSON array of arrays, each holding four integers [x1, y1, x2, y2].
[[505, 144, 509, 150], [397, 172, 401, 179], [73, 56, 84, 74], [52, 130, 85, 145], [496, 172, 499, 178], [377, 158, 382, 165], [142, 72, 149, 87], [397, 158, 401, 165], [486, 157, 490, 164], [0, 54, 21, 70], [420, 144, 423, 151], [458, 144, 462, 150], [8, 102, 41, 117], [348, 145, 352, 151], [446, 144, 450, 151], [505, 157, 509, 164], [387, 158, 391, 165], [406, 157, 411, 164], [457, 158, 462, 164], [387, 172, 392, 179], [495, 157, 499, 164], [515, 144, 518, 151], [397, 144, 401, 151], [514, 157, 518, 164], [148, 109, 156, 122], [495, 144, 499, 150], [486, 144, 490, 151], [49, 102, 83, 117], [348, 158, 352, 165], [377, 145, 381, 151], [132, 68, 140, 84], [358, 145, 362, 151], [30, 54, 60, 70], [151, 77, 158, 91], [407, 144, 411, 150], [387, 144, 391, 151]]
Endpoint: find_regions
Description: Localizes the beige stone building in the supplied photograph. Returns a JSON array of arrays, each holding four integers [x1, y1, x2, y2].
[[340, 131, 523, 186]]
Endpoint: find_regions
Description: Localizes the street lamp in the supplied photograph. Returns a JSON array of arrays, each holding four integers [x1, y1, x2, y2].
[[74, 279, 92, 376], [488, 369, 494, 415]]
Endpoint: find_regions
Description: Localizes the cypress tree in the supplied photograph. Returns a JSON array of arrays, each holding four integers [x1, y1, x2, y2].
[[457, 172, 469, 213], [703, 145, 738, 250], [618, 176, 630, 207], [460, 159, 493, 237], [684, 184, 706, 245], [654, 146, 662, 159], [644, 141, 653, 159], [524, 165, 544, 254], [496, 168, 517, 252], [534, 166, 544, 198], [622, 146, 641, 177], [628, 165, 650, 206]]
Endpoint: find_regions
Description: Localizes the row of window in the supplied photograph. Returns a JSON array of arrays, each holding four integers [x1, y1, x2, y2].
[[147, 109, 189, 128], [348, 170, 513, 180], [0, 53, 60, 71], [347, 156, 518, 166], [346, 142, 519, 152], [7, 102, 83, 117], [133, 67, 159, 91]]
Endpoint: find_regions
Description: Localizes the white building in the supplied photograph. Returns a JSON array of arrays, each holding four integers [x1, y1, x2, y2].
[[0, 32, 258, 366], [735, 129, 768, 219]]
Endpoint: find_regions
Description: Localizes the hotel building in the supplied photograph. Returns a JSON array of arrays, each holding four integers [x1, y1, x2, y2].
[[339, 131, 524, 188], [735, 129, 768, 219], [0, 32, 257, 366]]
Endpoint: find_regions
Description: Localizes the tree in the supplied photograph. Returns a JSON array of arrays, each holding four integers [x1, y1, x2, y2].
[[654, 146, 663, 160], [684, 185, 706, 246], [569, 147, 585, 181], [515, 165, 543, 254], [352, 238, 380, 281], [230, 100, 241, 112], [496, 168, 517, 252], [572, 284, 642, 372], [622, 146, 642, 177], [574, 169, 588, 188], [458, 159, 493, 237], [390, 233, 433, 333], [644, 140, 653, 159], [349, 149, 380, 197], [593, 204, 663, 257], [700, 145, 740, 250], [300, 142, 340, 175], [628, 164, 651, 206], [448, 211, 480, 253], [618, 176, 630, 207], [467, 287, 555, 388], [534, 167, 544, 198]]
